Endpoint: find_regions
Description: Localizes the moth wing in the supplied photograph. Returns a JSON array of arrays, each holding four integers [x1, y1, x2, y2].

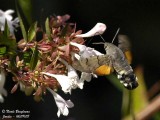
[[72, 55, 113, 75], [95, 63, 114, 76], [77, 56, 100, 73], [118, 35, 132, 64], [94, 55, 114, 76], [71, 58, 86, 72]]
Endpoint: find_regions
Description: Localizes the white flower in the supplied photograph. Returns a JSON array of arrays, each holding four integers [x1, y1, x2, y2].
[[42, 72, 73, 94], [70, 42, 103, 58], [75, 23, 106, 38], [78, 72, 97, 89], [70, 23, 107, 88], [47, 88, 74, 117], [59, 58, 83, 89], [42, 59, 82, 94], [80, 72, 97, 82], [0, 69, 7, 103], [0, 9, 19, 34], [70, 42, 101, 87]]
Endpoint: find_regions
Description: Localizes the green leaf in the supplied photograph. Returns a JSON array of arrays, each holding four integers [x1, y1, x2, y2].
[[30, 45, 39, 70], [17, 0, 33, 25], [23, 50, 32, 64], [132, 66, 148, 113], [153, 112, 160, 120], [4, 20, 10, 37], [0, 35, 17, 55], [122, 66, 149, 120], [45, 18, 51, 41], [121, 89, 132, 118], [16, 2, 27, 41], [0, 46, 7, 56], [28, 22, 37, 42], [18, 14, 27, 41]]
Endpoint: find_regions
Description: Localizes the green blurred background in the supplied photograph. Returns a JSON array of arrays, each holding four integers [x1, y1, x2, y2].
[[1, 0, 160, 120]]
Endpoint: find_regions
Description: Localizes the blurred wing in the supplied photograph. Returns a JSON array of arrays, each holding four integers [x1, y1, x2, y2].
[[72, 55, 113, 75], [118, 35, 132, 64]]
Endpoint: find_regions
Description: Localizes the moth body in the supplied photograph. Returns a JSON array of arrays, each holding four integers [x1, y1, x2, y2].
[[104, 42, 138, 90], [71, 36, 138, 90]]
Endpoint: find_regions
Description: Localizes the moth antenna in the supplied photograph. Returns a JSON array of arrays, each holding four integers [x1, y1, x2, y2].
[[99, 34, 106, 42], [87, 32, 105, 45], [87, 36, 94, 45], [92, 42, 104, 45], [111, 28, 120, 43], [91, 33, 105, 45]]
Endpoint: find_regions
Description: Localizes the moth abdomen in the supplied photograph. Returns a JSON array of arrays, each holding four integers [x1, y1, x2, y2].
[[119, 72, 138, 90]]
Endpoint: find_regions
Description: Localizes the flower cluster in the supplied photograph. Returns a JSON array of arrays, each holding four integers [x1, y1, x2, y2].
[[0, 9, 107, 117], [0, 9, 19, 34]]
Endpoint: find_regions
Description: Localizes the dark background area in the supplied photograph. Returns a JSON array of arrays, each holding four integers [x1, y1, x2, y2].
[[1, 0, 160, 120]]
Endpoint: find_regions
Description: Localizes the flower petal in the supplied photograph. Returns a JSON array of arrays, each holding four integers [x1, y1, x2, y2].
[[78, 72, 97, 89], [59, 58, 83, 90], [12, 17, 19, 27], [80, 72, 92, 82], [75, 23, 107, 38], [59, 58, 79, 80], [0, 9, 19, 34], [0, 69, 6, 90], [57, 109, 61, 117], [70, 42, 103, 58], [65, 100, 74, 108], [4, 9, 14, 20], [0, 94, 4, 103], [0, 10, 4, 15], [5, 9, 14, 14], [1, 88, 7, 97], [70, 43, 101, 89], [47, 88, 74, 117], [70, 42, 87, 52], [72, 53, 80, 60], [42, 72, 72, 93], [0, 69, 7, 103]]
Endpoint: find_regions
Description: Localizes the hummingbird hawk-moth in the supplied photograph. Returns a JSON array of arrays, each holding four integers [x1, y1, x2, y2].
[[71, 35, 138, 90]]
